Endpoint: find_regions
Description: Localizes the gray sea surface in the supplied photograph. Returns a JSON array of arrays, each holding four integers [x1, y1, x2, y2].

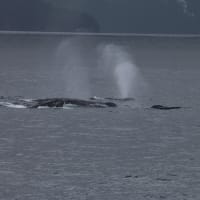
[[0, 34, 200, 199]]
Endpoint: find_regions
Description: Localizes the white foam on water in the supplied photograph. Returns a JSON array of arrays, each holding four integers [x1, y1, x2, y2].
[[63, 104, 77, 109], [0, 102, 27, 109], [37, 106, 49, 109], [21, 98, 33, 102]]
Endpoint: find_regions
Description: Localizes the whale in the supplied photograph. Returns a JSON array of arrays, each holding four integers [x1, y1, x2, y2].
[[30, 98, 117, 108], [0, 96, 117, 109], [151, 105, 182, 110], [0, 96, 183, 110]]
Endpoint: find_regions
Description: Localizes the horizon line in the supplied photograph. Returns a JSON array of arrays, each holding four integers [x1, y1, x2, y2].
[[0, 30, 200, 38]]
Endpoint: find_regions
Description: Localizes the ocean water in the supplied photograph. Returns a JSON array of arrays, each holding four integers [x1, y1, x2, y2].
[[0, 34, 200, 199]]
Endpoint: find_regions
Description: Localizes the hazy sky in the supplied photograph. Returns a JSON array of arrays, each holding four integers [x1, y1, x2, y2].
[[0, 0, 199, 33]]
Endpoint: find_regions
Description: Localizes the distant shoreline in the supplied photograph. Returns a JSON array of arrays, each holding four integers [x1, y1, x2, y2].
[[0, 31, 200, 38]]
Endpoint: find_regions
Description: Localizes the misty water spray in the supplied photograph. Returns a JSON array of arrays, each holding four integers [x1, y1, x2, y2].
[[100, 44, 142, 98], [56, 38, 92, 99]]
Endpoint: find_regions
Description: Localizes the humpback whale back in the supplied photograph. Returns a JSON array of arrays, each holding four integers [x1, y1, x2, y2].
[[0, 97, 117, 109]]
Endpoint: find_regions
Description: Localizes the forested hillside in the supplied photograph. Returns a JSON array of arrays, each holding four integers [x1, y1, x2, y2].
[[0, 0, 199, 33]]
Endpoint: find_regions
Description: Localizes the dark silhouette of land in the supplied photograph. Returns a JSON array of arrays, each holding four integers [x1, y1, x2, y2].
[[0, 0, 100, 32], [0, 0, 200, 33]]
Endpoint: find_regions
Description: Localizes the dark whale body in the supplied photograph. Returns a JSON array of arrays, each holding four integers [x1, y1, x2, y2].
[[0, 97, 117, 108], [151, 105, 182, 110], [0, 96, 183, 110], [30, 98, 117, 108]]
